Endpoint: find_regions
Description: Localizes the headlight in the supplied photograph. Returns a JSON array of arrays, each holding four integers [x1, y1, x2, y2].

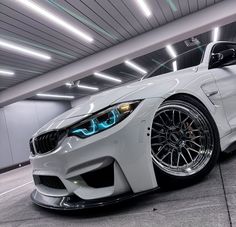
[[68, 100, 141, 138]]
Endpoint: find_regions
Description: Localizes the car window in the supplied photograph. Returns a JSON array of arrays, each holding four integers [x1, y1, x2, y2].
[[145, 45, 207, 79], [212, 43, 236, 53]]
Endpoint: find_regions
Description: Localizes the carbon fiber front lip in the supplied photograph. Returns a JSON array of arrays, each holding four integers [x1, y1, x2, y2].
[[31, 188, 159, 210]]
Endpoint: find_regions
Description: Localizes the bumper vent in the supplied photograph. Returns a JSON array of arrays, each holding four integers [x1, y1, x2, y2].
[[30, 130, 66, 155], [81, 162, 114, 188], [37, 175, 66, 189]]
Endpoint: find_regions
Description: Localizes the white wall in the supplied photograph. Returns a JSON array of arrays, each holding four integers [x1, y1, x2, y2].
[[0, 100, 71, 169], [71, 96, 91, 108]]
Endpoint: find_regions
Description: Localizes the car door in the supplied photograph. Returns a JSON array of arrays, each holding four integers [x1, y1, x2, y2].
[[210, 43, 236, 130]]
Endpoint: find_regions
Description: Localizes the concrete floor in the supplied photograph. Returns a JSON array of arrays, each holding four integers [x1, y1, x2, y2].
[[0, 153, 236, 227]]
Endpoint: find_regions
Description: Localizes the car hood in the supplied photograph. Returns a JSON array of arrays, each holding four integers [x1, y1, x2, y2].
[[34, 67, 198, 136], [58, 81, 147, 119], [34, 80, 150, 135]]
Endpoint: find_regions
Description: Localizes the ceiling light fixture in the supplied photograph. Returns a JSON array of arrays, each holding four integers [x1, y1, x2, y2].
[[166, 45, 177, 58], [136, 0, 152, 17], [0, 39, 51, 60], [77, 84, 99, 91], [165, 0, 178, 12], [213, 27, 220, 42], [0, 69, 15, 76], [124, 60, 147, 74], [65, 82, 72, 86], [94, 72, 122, 83], [65, 82, 75, 87], [172, 61, 177, 72], [37, 93, 75, 99], [17, 0, 93, 43]]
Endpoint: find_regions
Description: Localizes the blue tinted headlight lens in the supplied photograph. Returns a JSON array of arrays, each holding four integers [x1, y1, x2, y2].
[[68, 100, 141, 138]]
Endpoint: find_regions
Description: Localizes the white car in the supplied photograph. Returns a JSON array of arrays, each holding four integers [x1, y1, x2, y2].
[[30, 41, 236, 210]]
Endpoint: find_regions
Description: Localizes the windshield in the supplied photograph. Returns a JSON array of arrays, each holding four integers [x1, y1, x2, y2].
[[144, 44, 207, 79]]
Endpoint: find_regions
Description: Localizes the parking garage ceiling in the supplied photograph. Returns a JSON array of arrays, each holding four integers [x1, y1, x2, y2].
[[0, 0, 231, 103], [47, 21, 236, 100]]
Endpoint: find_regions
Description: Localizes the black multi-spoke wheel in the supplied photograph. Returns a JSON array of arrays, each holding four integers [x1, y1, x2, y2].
[[151, 96, 220, 187]]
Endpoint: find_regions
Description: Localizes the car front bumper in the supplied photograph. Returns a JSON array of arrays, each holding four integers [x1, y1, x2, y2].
[[31, 187, 159, 210], [30, 98, 163, 209]]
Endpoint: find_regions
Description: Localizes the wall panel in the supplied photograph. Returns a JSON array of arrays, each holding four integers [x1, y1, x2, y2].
[[0, 100, 70, 169], [0, 109, 13, 168]]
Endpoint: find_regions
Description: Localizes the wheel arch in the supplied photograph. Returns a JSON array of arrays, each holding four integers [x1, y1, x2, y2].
[[164, 93, 206, 106], [161, 92, 221, 143]]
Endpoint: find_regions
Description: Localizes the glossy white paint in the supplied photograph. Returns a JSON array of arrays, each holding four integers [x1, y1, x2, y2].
[[31, 42, 236, 201], [31, 98, 161, 198]]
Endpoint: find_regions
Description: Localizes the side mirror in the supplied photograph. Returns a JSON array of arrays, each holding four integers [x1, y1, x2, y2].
[[210, 48, 236, 69]]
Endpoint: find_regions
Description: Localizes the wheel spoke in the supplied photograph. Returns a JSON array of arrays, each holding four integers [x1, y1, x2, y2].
[[159, 114, 168, 128], [186, 129, 201, 133], [180, 153, 188, 165], [185, 135, 201, 141], [182, 115, 189, 124], [180, 116, 189, 130], [190, 135, 201, 140], [188, 119, 195, 128], [161, 151, 171, 161], [172, 110, 175, 126], [164, 111, 171, 125], [178, 111, 182, 124], [177, 152, 180, 168], [184, 146, 193, 161], [186, 146, 200, 154], [185, 140, 201, 148], [152, 142, 166, 146], [153, 122, 165, 129], [154, 144, 168, 156], [152, 134, 166, 140], [152, 127, 166, 135]]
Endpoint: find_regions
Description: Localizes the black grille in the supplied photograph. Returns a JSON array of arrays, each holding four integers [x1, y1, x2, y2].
[[31, 130, 66, 155], [38, 175, 66, 189], [29, 139, 35, 155]]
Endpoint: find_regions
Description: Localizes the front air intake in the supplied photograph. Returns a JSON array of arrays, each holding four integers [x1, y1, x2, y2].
[[38, 175, 66, 189], [81, 162, 114, 188], [32, 130, 66, 155]]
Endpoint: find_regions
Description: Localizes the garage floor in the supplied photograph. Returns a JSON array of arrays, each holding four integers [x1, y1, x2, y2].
[[0, 153, 236, 227]]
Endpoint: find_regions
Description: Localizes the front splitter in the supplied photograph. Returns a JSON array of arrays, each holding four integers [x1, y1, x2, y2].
[[31, 188, 159, 210]]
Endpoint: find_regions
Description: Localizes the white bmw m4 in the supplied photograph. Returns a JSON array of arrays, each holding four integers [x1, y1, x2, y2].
[[30, 41, 236, 210]]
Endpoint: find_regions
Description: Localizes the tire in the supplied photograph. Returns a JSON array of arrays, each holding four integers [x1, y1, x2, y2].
[[151, 95, 220, 188]]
